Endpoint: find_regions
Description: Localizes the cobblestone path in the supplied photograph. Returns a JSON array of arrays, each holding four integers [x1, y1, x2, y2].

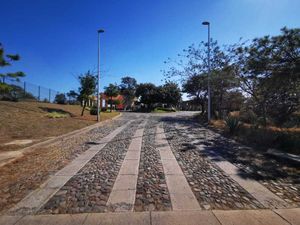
[[4, 112, 299, 217]]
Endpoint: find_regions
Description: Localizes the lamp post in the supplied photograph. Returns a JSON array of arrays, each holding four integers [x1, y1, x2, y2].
[[97, 29, 104, 122], [202, 21, 211, 122]]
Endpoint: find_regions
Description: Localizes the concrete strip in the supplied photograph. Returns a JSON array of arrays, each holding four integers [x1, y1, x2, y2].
[[1, 209, 300, 225], [152, 211, 221, 225], [230, 174, 288, 208], [174, 124, 288, 209], [83, 212, 151, 225], [161, 160, 183, 175], [14, 214, 88, 225], [106, 121, 146, 212], [8, 121, 131, 215], [0, 215, 23, 225], [156, 125, 201, 211], [213, 209, 290, 225], [274, 208, 300, 225], [119, 160, 139, 175]]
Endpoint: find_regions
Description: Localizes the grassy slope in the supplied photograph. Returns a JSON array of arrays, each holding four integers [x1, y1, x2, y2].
[[0, 101, 119, 152]]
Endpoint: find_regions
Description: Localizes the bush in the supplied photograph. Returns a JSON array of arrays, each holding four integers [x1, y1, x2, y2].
[[225, 115, 240, 134], [240, 109, 257, 124], [154, 107, 176, 112], [47, 112, 67, 118], [55, 93, 67, 104], [90, 106, 99, 115]]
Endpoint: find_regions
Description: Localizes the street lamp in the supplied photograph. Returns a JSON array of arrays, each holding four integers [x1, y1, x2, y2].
[[202, 21, 211, 122], [97, 29, 104, 122]]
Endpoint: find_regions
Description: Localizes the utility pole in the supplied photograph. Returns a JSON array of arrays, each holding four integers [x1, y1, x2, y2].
[[202, 21, 211, 122], [97, 29, 105, 122]]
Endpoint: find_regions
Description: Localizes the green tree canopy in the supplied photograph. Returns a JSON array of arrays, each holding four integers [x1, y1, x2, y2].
[[78, 71, 97, 116], [0, 43, 25, 96], [119, 76, 137, 110], [104, 83, 120, 112]]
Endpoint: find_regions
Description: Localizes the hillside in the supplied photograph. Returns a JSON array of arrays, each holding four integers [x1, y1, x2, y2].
[[0, 101, 119, 152]]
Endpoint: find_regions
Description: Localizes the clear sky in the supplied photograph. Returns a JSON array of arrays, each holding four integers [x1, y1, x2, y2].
[[1, 0, 299, 93]]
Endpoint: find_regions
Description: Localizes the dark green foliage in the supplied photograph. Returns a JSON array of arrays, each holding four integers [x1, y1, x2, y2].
[[104, 83, 119, 112], [54, 93, 67, 104], [90, 105, 99, 115], [164, 27, 300, 125], [0, 43, 25, 98], [135, 82, 181, 110], [119, 76, 137, 110], [66, 90, 79, 104], [78, 71, 97, 116], [225, 116, 240, 134], [232, 27, 300, 126]]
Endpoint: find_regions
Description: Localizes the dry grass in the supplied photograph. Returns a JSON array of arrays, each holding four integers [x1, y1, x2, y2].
[[0, 101, 119, 152], [209, 119, 300, 155]]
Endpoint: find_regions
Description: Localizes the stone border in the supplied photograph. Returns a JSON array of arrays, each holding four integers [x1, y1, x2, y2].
[[0, 208, 299, 225], [0, 113, 122, 168]]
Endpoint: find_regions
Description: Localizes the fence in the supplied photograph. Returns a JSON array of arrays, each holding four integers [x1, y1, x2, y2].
[[1, 78, 61, 103]]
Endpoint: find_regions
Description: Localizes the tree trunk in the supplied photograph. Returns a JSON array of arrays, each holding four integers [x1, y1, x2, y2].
[[81, 101, 86, 116]]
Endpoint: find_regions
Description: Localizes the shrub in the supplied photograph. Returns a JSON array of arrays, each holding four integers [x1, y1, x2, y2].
[[90, 106, 99, 115], [240, 109, 257, 124], [225, 115, 240, 134], [47, 112, 67, 118], [154, 107, 176, 112]]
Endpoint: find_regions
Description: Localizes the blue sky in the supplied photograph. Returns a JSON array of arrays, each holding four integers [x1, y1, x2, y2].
[[1, 0, 299, 94]]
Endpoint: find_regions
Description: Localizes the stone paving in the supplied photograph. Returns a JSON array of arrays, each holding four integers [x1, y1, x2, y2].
[[134, 119, 172, 211], [0, 118, 126, 213], [166, 116, 300, 207], [163, 122, 264, 210], [1, 112, 300, 225], [39, 120, 142, 214]]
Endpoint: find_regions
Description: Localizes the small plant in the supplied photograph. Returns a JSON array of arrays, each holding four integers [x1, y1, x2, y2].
[[90, 105, 99, 115], [225, 115, 240, 134], [47, 112, 67, 118]]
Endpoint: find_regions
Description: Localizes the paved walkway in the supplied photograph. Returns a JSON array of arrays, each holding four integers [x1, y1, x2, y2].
[[174, 124, 288, 209], [8, 121, 131, 215], [1, 112, 299, 224], [106, 121, 147, 211], [156, 124, 200, 210], [1, 208, 299, 225]]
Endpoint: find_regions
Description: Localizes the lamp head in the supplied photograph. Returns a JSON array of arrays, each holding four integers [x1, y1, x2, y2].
[[98, 29, 105, 33], [202, 21, 210, 26]]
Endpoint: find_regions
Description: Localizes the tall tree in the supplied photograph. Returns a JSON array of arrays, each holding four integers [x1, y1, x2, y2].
[[104, 83, 119, 112], [135, 83, 158, 110], [78, 71, 97, 116], [232, 27, 300, 125], [182, 74, 207, 114], [119, 76, 137, 110], [164, 40, 239, 118], [0, 43, 25, 95], [159, 81, 182, 107], [66, 90, 78, 104]]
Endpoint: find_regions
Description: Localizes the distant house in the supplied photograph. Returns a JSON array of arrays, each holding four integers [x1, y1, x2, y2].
[[83, 93, 125, 110], [100, 93, 124, 110]]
